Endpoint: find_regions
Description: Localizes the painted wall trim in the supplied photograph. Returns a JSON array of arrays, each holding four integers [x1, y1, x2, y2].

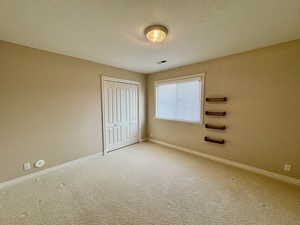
[[139, 138, 148, 142], [148, 138, 300, 186], [0, 153, 102, 189], [2, 139, 299, 189]]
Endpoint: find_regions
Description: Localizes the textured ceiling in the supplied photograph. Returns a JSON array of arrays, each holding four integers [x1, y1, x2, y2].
[[0, 0, 300, 73]]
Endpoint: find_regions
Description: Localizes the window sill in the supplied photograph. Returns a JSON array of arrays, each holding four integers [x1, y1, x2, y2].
[[154, 117, 204, 125]]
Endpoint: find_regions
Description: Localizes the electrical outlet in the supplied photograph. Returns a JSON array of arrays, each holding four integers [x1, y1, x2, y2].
[[23, 162, 31, 171], [283, 164, 292, 172], [34, 160, 46, 168]]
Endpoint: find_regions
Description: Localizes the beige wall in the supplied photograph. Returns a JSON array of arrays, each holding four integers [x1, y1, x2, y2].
[[147, 39, 300, 179], [0, 41, 146, 182], [1, 39, 300, 183]]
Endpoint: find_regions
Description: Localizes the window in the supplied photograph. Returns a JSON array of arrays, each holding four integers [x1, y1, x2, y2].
[[155, 75, 204, 123]]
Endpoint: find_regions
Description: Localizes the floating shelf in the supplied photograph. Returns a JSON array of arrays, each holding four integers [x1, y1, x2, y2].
[[204, 136, 225, 144], [206, 97, 227, 102], [205, 111, 226, 116], [205, 124, 226, 130]]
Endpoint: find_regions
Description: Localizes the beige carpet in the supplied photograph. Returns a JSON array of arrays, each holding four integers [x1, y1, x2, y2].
[[0, 142, 299, 225]]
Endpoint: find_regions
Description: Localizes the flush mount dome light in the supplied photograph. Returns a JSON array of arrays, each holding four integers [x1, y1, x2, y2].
[[144, 25, 168, 43]]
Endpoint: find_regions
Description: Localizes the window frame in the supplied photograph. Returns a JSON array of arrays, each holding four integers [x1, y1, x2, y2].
[[154, 73, 205, 124]]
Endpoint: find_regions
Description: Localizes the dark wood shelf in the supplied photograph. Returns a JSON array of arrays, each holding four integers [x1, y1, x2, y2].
[[205, 124, 226, 130], [204, 136, 225, 144], [205, 111, 226, 116], [206, 97, 227, 102]]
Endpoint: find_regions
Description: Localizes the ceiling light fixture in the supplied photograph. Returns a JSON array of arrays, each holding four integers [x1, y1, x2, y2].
[[144, 25, 168, 43]]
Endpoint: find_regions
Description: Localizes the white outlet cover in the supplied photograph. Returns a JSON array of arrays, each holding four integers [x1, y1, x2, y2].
[[23, 162, 31, 171], [34, 160, 46, 168], [284, 164, 292, 171]]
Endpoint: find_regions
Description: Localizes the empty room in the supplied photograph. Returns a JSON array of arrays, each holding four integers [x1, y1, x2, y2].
[[0, 1, 300, 225]]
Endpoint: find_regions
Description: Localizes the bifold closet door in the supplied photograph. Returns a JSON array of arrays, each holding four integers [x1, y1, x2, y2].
[[103, 80, 139, 152]]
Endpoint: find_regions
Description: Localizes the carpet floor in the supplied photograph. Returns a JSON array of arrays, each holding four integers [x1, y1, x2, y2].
[[0, 142, 299, 225]]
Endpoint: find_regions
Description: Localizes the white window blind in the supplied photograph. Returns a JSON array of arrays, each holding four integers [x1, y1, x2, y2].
[[155, 76, 204, 123]]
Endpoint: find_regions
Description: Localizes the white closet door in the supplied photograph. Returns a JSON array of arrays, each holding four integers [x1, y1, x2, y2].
[[103, 80, 139, 152]]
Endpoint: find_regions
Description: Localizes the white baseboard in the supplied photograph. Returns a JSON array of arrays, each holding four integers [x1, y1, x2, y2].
[[149, 138, 300, 186], [0, 140, 150, 189], [139, 138, 148, 142], [0, 153, 102, 189], [2, 140, 299, 188]]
